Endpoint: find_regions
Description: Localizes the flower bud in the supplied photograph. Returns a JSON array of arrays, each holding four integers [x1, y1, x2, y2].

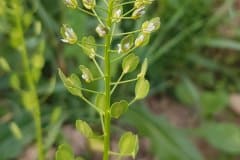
[[141, 17, 160, 33], [60, 24, 78, 44], [131, 6, 146, 19], [96, 24, 108, 37], [82, 0, 96, 10], [64, 0, 78, 9], [135, 32, 150, 47]]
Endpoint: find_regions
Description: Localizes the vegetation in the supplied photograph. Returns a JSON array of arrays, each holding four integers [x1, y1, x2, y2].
[[0, 0, 240, 160]]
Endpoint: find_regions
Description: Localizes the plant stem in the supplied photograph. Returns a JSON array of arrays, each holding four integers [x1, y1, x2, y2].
[[14, 5, 44, 160], [103, 0, 114, 159]]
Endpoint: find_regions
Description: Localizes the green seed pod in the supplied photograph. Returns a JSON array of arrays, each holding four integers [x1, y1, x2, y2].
[[141, 17, 160, 34], [118, 35, 134, 54], [82, 0, 96, 10], [111, 100, 128, 119], [81, 36, 96, 59], [79, 65, 94, 83], [60, 24, 78, 44], [59, 69, 82, 97], [112, 5, 123, 23], [64, 0, 78, 9], [118, 132, 139, 158], [122, 53, 139, 73], [96, 24, 108, 37], [131, 6, 146, 19], [135, 32, 150, 47], [135, 77, 150, 100], [137, 58, 148, 78], [76, 120, 94, 138], [134, 0, 154, 8]]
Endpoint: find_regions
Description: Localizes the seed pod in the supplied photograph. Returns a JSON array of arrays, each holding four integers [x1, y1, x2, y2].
[[82, 0, 96, 10], [60, 24, 78, 44], [81, 36, 96, 59], [96, 24, 108, 37], [131, 6, 146, 19], [118, 35, 134, 54], [112, 6, 123, 23], [141, 17, 160, 33], [64, 0, 78, 9], [79, 65, 94, 83], [135, 32, 150, 47], [122, 53, 139, 73]]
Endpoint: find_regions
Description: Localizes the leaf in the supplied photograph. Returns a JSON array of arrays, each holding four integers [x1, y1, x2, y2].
[[95, 94, 106, 113], [135, 78, 150, 100], [111, 100, 128, 119], [122, 53, 139, 73], [198, 122, 240, 154], [118, 132, 139, 158], [123, 106, 203, 160], [75, 120, 93, 138], [200, 90, 228, 116], [55, 144, 74, 160], [174, 77, 199, 106]]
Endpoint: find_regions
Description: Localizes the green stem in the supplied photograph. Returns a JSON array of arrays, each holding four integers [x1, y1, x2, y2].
[[111, 77, 138, 85], [14, 4, 44, 160], [103, 1, 114, 159], [113, 29, 140, 36], [93, 58, 105, 77], [110, 72, 125, 95]]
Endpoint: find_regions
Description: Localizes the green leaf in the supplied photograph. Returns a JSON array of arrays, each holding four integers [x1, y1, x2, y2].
[[58, 69, 82, 97], [79, 65, 94, 83], [174, 77, 199, 106], [122, 53, 139, 73], [119, 35, 134, 53], [137, 58, 148, 78], [198, 122, 240, 154], [95, 94, 106, 113], [55, 144, 74, 160], [111, 100, 128, 119], [118, 132, 139, 158], [76, 120, 93, 138], [200, 90, 228, 116], [135, 78, 150, 100]]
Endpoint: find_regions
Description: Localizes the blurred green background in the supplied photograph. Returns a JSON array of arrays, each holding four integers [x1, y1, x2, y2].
[[0, 0, 240, 159]]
